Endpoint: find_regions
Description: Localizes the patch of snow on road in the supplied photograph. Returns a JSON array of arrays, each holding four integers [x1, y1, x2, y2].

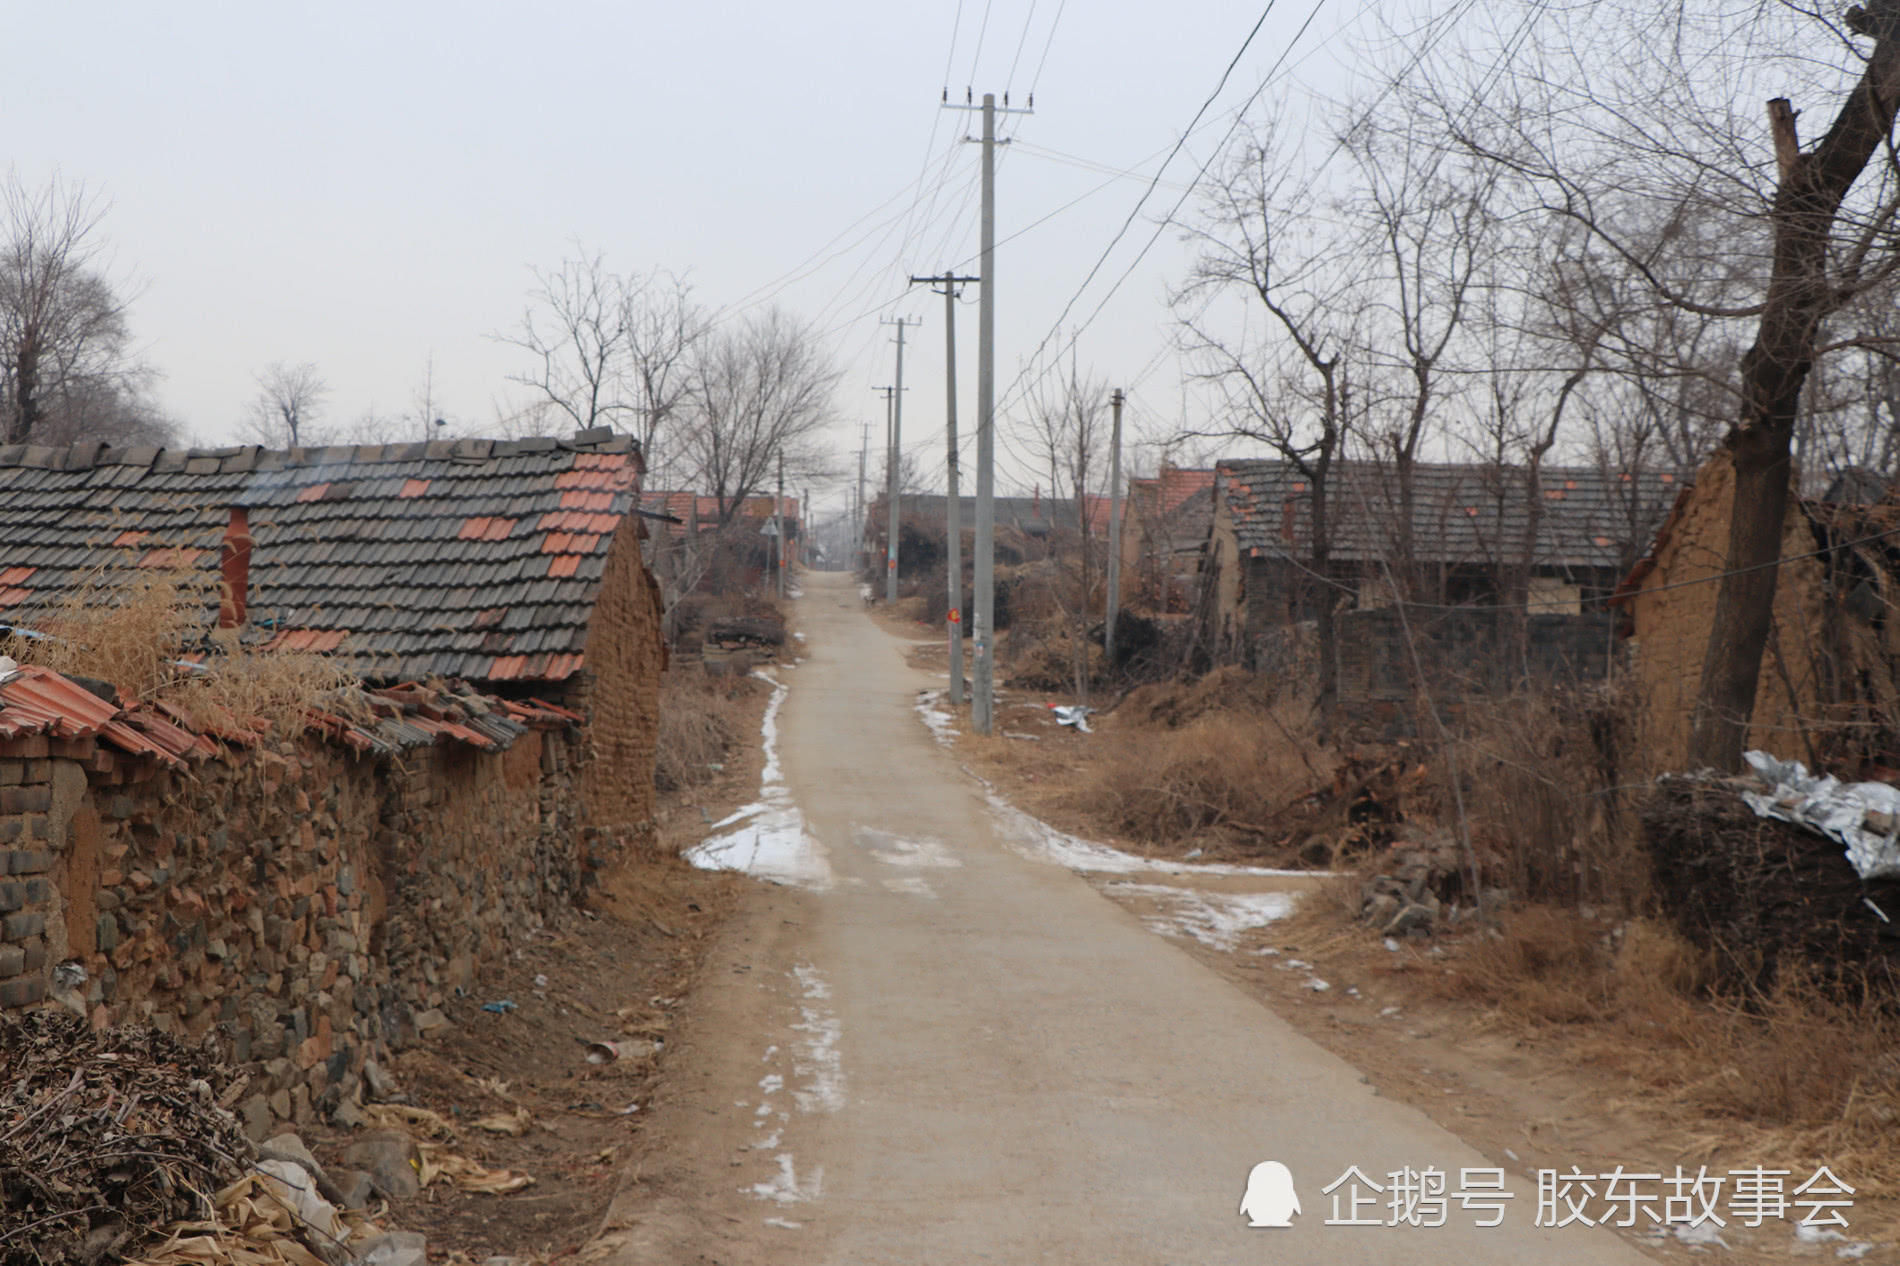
[[1104, 882, 1298, 950], [789, 963, 845, 1114], [984, 788, 1330, 879], [686, 671, 831, 889], [750, 1153, 823, 1205], [763, 1217, 803, 1230], [858, 827, 961, 868], [881, 876, 937, 898], [915, 690, 958, 746]]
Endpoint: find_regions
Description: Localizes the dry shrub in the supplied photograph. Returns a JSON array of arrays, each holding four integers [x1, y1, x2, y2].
[[2, 561, 355, 735], [1118, 666, 1266, 729], [1078, 704, 1333, 847], [1003, 617, 1105, 693], [1455, 687, 1650, 913], [654, 667, 757, 793]]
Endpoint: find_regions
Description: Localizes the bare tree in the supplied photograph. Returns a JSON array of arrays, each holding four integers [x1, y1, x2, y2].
[[241, 361, 330, 448], [1343, 115, 1497, 598], [1175, 116, 1362, 716], [1414, 0, 1900, 768], [623, 269, 707, 483], [0, 172, 162, 447], [680, 308, 839, 525], [499, 250, 637, 435]]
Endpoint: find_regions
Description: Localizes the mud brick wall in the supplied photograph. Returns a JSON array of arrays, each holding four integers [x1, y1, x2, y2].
[[1623, 450, 1831, 769], [0, 723, 588, 1140], [568, 523, 667, 845]]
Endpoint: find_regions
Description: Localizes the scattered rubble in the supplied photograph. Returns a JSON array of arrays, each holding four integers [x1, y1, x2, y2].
[[1356, 829, 1505, 938]]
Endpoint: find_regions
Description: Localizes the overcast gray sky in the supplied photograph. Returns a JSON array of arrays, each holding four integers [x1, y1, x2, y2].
[[5, 1, 1378, 510]]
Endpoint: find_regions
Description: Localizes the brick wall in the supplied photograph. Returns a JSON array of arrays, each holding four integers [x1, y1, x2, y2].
[[0, 720, 588, 1140], [569, 521, 667, 844]]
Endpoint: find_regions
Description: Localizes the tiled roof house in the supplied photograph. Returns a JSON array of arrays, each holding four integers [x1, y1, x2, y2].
[[0, 427, 667, 834], [1204, 458, 1678, 649]]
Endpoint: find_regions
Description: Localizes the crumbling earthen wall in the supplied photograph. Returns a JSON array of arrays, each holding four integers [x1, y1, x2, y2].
[[0, 722, 587, 1141], [1627, 450, 1833, 769], [570, 521, 667, 843]]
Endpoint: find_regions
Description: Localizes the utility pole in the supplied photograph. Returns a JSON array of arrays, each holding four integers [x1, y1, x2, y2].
[[879, 317, 921, 604], [1105, 388, 1125, 662], [775, 451, 786, 601], [909, 271, 979, 704], [873, 386, 894, 598], [856, 422, 868, 571], [945, 90, 1030, 733]]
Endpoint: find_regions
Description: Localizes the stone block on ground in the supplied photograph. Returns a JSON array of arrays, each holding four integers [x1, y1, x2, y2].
[[341, 1131, 422, 1200]]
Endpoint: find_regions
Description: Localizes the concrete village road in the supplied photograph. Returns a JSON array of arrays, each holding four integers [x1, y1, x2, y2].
[[611, 570, 1658, 1265]]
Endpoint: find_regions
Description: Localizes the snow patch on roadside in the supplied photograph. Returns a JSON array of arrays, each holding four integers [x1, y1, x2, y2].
[[750, 1153, 823, 1205], [915, 689, 958, 746], [789, 962, 846, 1115], [686, 671, 831, 889], [1105, 881, 1299, 950], [984, 788, 1328, 879], [881, 876, 937, 898]]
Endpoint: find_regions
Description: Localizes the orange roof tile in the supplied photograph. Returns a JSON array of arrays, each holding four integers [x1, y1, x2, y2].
[[399, 478, 431, 498], [0, 566, 34, 586], [458, 516, 490, 540], [296, 482, 331, 503], [548, 554, 581, 577]]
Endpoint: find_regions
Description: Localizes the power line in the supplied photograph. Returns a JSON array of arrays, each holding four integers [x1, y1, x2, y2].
[[1004, 0, 1041, 96], [995, 0, 1294, 411], [996, 0, 1333, 423], [1026, 0, 1068, 98]]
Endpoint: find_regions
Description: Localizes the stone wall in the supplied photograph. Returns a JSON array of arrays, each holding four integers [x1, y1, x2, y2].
[[0, 717, 587, 1141]]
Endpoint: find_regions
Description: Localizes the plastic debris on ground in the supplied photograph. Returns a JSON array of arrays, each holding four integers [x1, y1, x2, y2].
[[1738, 749, 1900, 879], [1047, 704, 1094, 732], [480, 1000, 517, 1014]]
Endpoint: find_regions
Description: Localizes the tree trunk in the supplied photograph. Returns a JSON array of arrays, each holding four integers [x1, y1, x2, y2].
[[1688, 28, 1900, 768]]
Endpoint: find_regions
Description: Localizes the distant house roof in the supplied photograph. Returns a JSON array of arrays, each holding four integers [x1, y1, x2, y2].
[[0, 431, 645, 684], [638, 491, 800, 538], [1216, 459, 1679, 571], [1129, 467, 1216, 552]]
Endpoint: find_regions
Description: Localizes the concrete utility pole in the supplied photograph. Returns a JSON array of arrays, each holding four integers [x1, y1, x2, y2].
[[1105, 388, 1125, 661], [880, 317, 922, 604], [909, 271, 980, 705], [776, 451, 786, 600], [855, 421, 869, 569], [873, 386, 894, 598], [944, 91, 1029, 733]]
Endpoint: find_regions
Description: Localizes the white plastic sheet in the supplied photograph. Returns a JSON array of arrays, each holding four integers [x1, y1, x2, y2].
[[1740, 750, 1900, 880]]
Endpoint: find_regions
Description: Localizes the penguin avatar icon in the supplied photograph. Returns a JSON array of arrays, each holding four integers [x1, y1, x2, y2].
[[1239, 1160, 1301, 1227]]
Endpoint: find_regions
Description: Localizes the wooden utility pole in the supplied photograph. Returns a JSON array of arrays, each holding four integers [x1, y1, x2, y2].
[[1105, 388, 1124, 661], [910, 271, 980, 704]]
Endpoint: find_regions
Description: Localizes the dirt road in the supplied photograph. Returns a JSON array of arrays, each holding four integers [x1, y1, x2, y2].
[[609, 571, 1657, 1264]]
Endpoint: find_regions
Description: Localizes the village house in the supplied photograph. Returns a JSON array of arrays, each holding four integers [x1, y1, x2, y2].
[[1198, 459, 1678, 697], [1119, 465, 1215, 614], [640, 489, 802, 599], [0, 428, 669, 1140], [0, 427, 667, 835], [1614, 451, 1900, 771]]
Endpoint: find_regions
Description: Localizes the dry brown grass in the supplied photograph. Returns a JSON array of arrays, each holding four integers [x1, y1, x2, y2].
[[1076, 710, 1330, 847], [1415, 903, 1900, 1181], [653, 667, 761, 793], [1, 560, 355, 735]]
